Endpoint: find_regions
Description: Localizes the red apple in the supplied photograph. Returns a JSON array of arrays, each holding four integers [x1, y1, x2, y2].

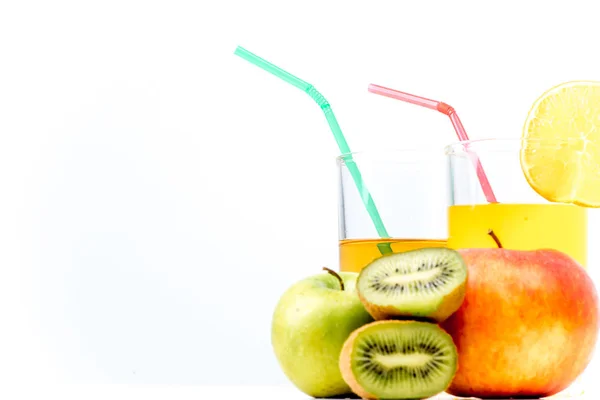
[[441, 247, 600, 398]]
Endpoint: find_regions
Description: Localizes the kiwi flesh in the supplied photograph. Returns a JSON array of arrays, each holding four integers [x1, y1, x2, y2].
[[339, 320, 458, 399], [357, 247, 467, 322]]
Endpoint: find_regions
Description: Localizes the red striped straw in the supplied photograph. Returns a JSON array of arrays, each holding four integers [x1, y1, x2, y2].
[[368, 84, 497, 203]]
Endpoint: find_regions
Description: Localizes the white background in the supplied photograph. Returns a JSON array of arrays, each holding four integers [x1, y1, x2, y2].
[[1, 0, 600, 391]]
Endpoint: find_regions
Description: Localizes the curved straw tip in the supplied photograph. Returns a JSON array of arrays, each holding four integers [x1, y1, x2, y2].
[[367, 83, 382, 92], [233, 45, 246, 55]]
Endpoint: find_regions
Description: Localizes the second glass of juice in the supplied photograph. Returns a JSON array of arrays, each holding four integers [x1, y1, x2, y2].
[[337, 149, 448, 272], [446, 138, 587, 267]]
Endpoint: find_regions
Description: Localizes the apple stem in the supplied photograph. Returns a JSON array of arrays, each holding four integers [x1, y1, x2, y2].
[[487, 229, 503, 248], [322, 267, 345, 291]]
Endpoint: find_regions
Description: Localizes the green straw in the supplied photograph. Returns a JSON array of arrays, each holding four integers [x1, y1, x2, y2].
[[234, 46, 392, 255]]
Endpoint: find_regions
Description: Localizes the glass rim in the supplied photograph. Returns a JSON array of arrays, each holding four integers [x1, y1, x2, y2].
[[336, 146, 446, 164], [444, 137, 579, 155]]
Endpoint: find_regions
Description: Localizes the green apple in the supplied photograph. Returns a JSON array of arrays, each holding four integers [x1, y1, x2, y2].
[[271, 268, 374, 398]]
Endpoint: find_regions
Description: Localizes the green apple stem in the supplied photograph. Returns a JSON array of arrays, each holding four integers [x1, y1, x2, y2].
[[322, 267, 345, 291], [487, 229, 503, 248]]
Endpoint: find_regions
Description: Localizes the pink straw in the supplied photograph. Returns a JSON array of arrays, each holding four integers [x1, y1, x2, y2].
[[368, 84, 498, 204]]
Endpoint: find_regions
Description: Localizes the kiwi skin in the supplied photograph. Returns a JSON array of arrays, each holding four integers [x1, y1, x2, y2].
[[338, 321, 380, 399], [356, 249, 468, 323], [358, 281, 467, 323], [339, 320, 458, 400]]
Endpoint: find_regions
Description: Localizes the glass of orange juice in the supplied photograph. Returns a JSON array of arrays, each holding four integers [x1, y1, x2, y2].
[[446, 138, 587, 267], [337, 149, 448, 273]]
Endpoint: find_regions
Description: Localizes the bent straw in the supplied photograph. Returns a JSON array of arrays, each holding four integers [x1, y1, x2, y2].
[[234, 46, 393, 253], [368, 84, 498, 203]]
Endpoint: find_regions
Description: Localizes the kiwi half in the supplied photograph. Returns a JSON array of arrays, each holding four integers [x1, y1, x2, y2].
[[339, 320, 458, 399], [357, 247, 467, 322]]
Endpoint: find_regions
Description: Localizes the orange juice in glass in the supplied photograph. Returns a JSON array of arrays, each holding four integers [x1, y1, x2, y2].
[[446, 138, 587, 267], [337, 149, 448, 273]]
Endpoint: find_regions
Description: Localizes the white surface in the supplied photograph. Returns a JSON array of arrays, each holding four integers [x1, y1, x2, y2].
[[1, 0, 600, 388], [2, 385, 307, 400], [2, 384, 598, 400]]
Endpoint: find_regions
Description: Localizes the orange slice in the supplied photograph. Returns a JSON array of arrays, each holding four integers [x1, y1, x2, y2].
[[521, 81, 600, 207]]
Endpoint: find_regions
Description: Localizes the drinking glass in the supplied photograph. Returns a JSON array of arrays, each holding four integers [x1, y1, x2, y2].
[[446, 138, 587, 267], [337, 149, 448, 272]]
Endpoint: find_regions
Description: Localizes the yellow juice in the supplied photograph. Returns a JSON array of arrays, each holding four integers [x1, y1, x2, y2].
[[448, 203, 587, 267], [339, 238, 447, 273]]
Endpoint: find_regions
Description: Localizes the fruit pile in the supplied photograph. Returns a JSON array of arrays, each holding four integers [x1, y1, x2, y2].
[[272, 243, 599, 399], [271, 81, 600, 399]]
